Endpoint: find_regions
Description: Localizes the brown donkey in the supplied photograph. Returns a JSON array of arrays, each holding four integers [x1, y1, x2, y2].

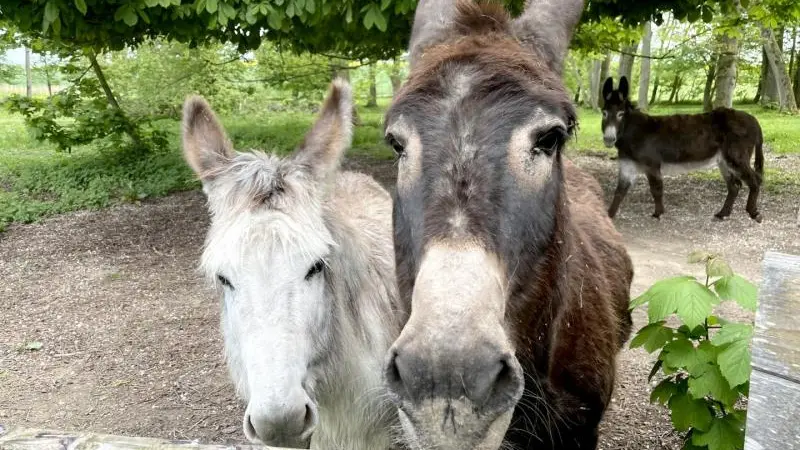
[[382, 1, 633, 449], [602, 76, 765, 222]]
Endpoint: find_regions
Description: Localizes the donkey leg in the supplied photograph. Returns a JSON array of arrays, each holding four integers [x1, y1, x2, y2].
[[740, 167, 763, 223], [645, 170, 665, 219], [715, 160, 741, 220], [608, 159, 637, 218]]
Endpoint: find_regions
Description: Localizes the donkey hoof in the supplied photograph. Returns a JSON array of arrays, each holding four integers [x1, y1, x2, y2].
[[750, 212, 763, 223], [713, 213, 727, 221], [651, 213, 662, 220]]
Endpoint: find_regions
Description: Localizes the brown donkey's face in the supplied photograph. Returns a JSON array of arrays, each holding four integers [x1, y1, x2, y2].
[[383, 1, 583, 448], [601, 76, 630, 148]]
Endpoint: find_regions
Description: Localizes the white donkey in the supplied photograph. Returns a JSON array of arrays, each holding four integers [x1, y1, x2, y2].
[[182, 80, 404, 449]]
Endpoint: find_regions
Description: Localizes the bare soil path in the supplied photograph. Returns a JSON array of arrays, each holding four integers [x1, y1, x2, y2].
[[1, 154, 798, 449]]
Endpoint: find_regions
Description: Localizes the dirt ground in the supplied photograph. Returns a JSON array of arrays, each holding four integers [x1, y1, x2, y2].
[[1, 153, 798, 449]]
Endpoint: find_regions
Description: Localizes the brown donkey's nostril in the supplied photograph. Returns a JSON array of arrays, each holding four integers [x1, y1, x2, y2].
[[385, 345, 524, 413]]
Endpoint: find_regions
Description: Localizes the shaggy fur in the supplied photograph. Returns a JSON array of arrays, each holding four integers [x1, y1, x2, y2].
[[183, 81, 405, 450], [383, 1, 633, 449], [602, 76, 765, 222]]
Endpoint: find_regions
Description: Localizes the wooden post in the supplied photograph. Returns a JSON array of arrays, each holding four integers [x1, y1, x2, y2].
[[744, 252, 800, 449], [0, 424, 294, 449]]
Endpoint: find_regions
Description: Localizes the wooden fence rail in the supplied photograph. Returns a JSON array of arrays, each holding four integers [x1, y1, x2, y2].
[[0, 424, 290, 450], [744, 251, 800, 449]]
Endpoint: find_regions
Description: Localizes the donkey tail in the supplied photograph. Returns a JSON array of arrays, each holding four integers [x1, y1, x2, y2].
[[754, 125, 764, 180]]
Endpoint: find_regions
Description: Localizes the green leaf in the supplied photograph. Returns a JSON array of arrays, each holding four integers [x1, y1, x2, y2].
[[662, 337, 697, 369], [714, 275, 757, 312], [632, 276, 717, 328], [688, 250, 713, 264], [711, 323, 753, 347], [691, 415, 745, 450], [630, 322, 674, 353], [75, 0, 88, 15], [717, 338, 752, 388], [114, 5, 139, 26], [44, 1, 60, 23], [206, 0, 218, 14], [648, 359, 663, 382], [706, 257, 733, 278], [688, 364, 739, 406], [668, 393, 712, 432], [650, 378, 679, 405], [144, 0, 160, 6]]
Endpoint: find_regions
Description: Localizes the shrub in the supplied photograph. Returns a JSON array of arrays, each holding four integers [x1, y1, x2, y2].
[[630, 251, 757, 450]]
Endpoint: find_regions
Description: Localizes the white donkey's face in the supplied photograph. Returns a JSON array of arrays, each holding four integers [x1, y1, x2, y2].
[[182, 81, 354, 448]]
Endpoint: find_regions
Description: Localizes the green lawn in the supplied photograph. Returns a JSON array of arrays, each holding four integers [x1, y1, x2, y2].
[[1, 102, 798, 231]]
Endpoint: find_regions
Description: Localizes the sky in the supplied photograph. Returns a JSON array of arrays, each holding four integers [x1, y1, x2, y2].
[[4, 47, 43, 65]]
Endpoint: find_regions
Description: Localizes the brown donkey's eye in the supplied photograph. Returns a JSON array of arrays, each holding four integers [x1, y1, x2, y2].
[[534, 128, 567, 156], [385, 134, 406, 157]]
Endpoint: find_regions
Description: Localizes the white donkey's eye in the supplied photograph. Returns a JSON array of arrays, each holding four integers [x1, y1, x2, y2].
[[602, 110, 608, 119], [616, 111, 624, 120], [218, 274, 234, 290], [305, 260, 325, 281]]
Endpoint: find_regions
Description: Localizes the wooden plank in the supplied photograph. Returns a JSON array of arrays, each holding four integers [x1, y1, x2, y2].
[[744, 370, 800, 450], [750, 252, 800, 380], [744, 251, 800, 450], [0, 424, 290, 450]]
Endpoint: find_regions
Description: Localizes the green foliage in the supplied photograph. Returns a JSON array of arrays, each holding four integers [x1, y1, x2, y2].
[[0, 0, 419, 60], [4, 62, 167, 154], [630, 252, 757, 450]]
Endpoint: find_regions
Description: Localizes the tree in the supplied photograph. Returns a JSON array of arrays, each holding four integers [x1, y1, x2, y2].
[[760, 25, 797, 111], [0, 0, 418, 60], [367, 63, 378, 107], [638, 22, 653, 110], [25, 47, 32, 98]]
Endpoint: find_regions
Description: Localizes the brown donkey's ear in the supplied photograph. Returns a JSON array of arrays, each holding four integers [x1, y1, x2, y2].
[[293, 78, 354, 181], [182, 96, 234, 182], [512, 0, 585, 76], [407, 0, 460, 69], [618, 76, 630, 100], [602, 77, 615, 101]]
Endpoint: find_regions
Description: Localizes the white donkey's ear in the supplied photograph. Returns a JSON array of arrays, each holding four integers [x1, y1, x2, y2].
[[182, 96, 234, 182], [512, 0, 585, 76], [293, 78, 354, 182]]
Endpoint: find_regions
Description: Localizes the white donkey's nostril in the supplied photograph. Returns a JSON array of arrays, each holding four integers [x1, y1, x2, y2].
[[242, 396, 317, 446]]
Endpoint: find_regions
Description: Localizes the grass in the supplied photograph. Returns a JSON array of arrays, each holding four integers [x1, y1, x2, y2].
[[0, 102, 798, 231]]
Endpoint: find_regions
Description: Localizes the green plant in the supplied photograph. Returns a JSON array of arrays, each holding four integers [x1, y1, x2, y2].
[[630, 251, 757, 450]]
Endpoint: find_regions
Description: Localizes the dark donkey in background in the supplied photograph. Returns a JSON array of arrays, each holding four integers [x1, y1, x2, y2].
[[601, 76, 764, 222], [382, 0, 633, 449]]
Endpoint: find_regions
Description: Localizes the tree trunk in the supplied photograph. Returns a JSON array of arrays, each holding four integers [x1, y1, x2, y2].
[[650, 76, 660, 105], [24, 47, 32, 98], [366, 63, 378, 107], [794, 60, 800, 108], [618, 42, 639, 82], [713, 32, 738, 109], [389, 59, 403, 98], [589, 59, 602, 109], [761, 48, 780, 106], [637, 22, 652, 110], [598, 52, 611, 106], [760, 26, 798, 112], [703, 55, 718, 112], [754, 55, 764, 104], [789, 27, 797, 80], [87, 51, 143, 147], [668, 75, 680, 103]]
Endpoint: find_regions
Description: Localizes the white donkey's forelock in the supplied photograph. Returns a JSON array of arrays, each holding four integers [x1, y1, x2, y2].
[[200, 151, 339, 284]]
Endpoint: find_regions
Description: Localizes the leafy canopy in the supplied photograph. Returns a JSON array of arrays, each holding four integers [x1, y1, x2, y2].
[[1, 0, 766, 60]]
